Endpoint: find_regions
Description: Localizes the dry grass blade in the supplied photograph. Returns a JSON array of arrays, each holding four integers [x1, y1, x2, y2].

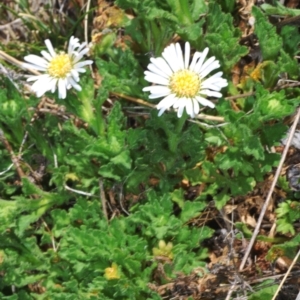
[[271, 248, 300, 300], [0, 50, 40, 75], [110, 92, 226, 122], [239, 106, 300, 271]]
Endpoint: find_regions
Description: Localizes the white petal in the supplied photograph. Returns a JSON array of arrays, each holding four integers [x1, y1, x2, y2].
[[193, 48, 209, 73], [68, 36, 79, 53], [175, 43, 184, 70], [158, 108, 166, 116], [176, 99, 186, 118], [75, 68, 87, 73], [201, 76, 228, 90], [184, 42, 191, 69], [35, 87, 51, 97], [147, 63, 170, 79], [200, 60, 220, 78], [192, 99, 200, 115], [143, 85, 171, 94], [68, 77, 82, 91], [29, 74, 50, 85], [162, 43, 180, 72], [201, 72, 223, 85], [23, 63, 47, 71], [218, 78, 228, 88], [77, 47, 89, 56], [143, 85, 172, 99], [149, 93, 171, 99], [201, 82, 222, 91], [73, 60, 93, 68], [150, 57, 173, 77], [72, 49, 89, 62], [58, 79, 67, 99], [195, 96, 215, 108], [200, 89, 222, 98], [144, 71, 169, 85], [199, 56, 216, 72], [26, 75, 43, 82], [70, 36, 80, 50], [173, 97, 185, 109], [40, 50, 53, 61], [206, 71, 223, 80], [77, 42, 88, 53], [205, 74, 228, 88], [24, 55, 48, 68], [31, 75, 53, 97], [71, 69, 80, 81], [45, 39, 56, 57], [143, 86, 153, 92], [157, 93, 177, 110], [68, 36, 74, 51], [49, 78, 58, 93], [185, 98, 194, 118], [201, 74, 227, 90], [189, 52, 202, 71]]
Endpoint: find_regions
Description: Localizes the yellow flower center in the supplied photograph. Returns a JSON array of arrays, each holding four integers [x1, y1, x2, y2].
[[48, 53, 72, 78], [169, 69, 200, 98]]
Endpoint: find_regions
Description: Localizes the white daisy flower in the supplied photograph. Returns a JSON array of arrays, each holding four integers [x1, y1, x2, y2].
[[23, 36, 93, 99], [143, 42, 228, 118]]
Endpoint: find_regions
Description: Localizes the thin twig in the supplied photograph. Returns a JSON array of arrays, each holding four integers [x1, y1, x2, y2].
[[65, 184, 94, 197], [0, 163, 14, 176], [84, 0, 94, 76], [188, 119, 228, 127], [251, 270, 300, 284], [0, 129, 25, 179], [110, 91, 156, 108], [225, 92, 255, 101], [0, 63, 21, 91], [111, 91, 226, 122], [42, 219, 59, 252], [225, 283, 236, 300], [0, 18, 22, 30], [117, 184, 130, 216], [239, 107, 300, 271], [195, 114, 224, 122], [271, 248, 300, 300], [0, 50, 40, 75], [84, 0, 91, 47], [99, 179, 108, 220]]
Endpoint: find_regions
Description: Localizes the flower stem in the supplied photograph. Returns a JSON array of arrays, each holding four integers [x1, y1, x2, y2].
[[168, 112, 188, 153]]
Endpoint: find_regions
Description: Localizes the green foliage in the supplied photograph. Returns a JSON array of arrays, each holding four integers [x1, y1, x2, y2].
[[1, 0, 300, 299], [261, 2, 300, 17], [267, 235, 300, 263], [117, 0, 207, 53], [248, 280, 278, 300], [276, 200, 300, 235], [205, 3, 248, 71], [216, 0, 236, 13], [280, 26, 300, 57], [126, 111, 207, 193], [183, 85, 298, 209], [252, 6, 283, 61], [0, 191, 212, 299], [95, 48, 143, 96], [243, 4, 300, 87]]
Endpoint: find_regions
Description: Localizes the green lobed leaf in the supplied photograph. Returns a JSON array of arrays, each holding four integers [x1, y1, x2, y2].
[[252, 6, 282, 60], [205, 3, 248, 71]]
